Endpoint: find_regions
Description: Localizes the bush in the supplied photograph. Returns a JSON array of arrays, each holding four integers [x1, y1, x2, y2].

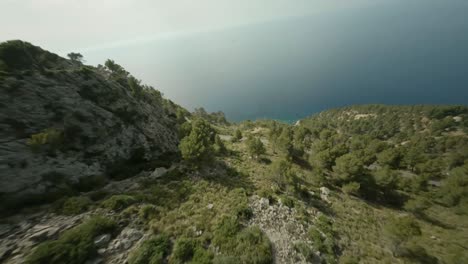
[[0, 40, 61, 71], [101, 195, 137, 211], [294, 242, 314, 261], [191, 246, 214, 264], [179, 119, 215, 165], [403, 197, 430, 215], [341, 182, 360, 196], [212, 216, 273, 262], [214, 135, 227, 155], [438, 164, 468, 207], [25, 217, 116, 264], [57, 196, 92, 215], [246, 136, 266, 160], [339, 254, 359, 264], [213, 216, 240, 248], [309, 215, 336, 260], [27, 128, 63, 152], [232, 129, 242, 142], [170, 237, 195, 263], [384, 216, 421, 255], [280, 195, 295, 208], [139, 204, 159, 221], [128, 235, 171, 264], [270, 160, 299, 192], [332, 153, 365, 183], [233, 227, 273, 264]]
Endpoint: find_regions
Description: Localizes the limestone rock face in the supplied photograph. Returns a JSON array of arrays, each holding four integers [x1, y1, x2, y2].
[[248, 195, 320, 264], [0, 41, 180, 209]]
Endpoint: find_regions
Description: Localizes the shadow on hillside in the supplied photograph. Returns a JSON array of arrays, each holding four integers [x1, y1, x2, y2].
[[201, 160, 255, 193], [400, 246, 439, 264], [291, 156, 312, 170], [417, 212, 455, 230], [293, 187, 335, 216]]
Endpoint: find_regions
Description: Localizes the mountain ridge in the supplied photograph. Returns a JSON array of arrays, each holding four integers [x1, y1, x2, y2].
[[0, 40, 467, 264]]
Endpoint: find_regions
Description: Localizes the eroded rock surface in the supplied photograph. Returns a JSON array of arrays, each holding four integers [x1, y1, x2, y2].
[[0, 41, 179, 210], [248, 195, 320, 264]]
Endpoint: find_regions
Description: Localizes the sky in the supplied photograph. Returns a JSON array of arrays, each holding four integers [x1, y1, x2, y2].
[[2, 0, 468, 121]]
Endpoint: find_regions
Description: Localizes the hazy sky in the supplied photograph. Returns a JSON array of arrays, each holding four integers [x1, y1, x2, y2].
[[2, 0, 468, 121]]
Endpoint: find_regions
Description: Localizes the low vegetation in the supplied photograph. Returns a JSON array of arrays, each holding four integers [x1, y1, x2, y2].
[[4, 45, 466, 263], [25, 217, 116, 264]]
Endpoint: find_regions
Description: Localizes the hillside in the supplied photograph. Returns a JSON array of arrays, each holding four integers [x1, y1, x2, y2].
[[0, 41, 184, 214], [0, 41, 467, 264]]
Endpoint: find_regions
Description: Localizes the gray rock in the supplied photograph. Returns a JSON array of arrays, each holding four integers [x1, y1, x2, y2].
[[0, 244, 16, 262], [207, 203, 214, 210], [0, 224, 13, 237], [107, 228, 143, 253], [0, 42, 179, 205], [28, 226, 60, 242], [319, 187, 331, 202], [94, 234, 111, 248], [248, 195, 318, 264], [150, 167, 168, 179], [85, 257, 103, 264], [259, 198, 270, 209]]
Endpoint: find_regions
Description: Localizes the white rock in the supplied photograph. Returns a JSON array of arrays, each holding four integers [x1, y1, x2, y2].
[[150, 167, 168, 179], [94, 234, 111, 248], [207, 203, 214, 210], [28, 226, 60, 242], [259, 198, 270, 209], [319, 187, 330, 196]]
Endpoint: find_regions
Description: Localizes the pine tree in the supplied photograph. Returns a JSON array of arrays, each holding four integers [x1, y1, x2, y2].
[[179, 119, 214, 165]]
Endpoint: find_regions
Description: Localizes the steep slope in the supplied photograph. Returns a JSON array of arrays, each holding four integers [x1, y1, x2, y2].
[[0, 41, 180, 213]]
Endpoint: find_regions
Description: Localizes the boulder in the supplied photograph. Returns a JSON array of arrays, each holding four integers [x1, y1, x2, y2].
[[94, 234, 111, 248]]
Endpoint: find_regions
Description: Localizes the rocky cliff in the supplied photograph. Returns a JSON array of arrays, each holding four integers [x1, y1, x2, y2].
[[0, 41, 180, 212]]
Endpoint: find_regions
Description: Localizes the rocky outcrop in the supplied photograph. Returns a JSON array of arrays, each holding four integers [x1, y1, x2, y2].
[[248, 195, 320, 264], [0, 41, 180, 212], [0, 212, 89, 263]]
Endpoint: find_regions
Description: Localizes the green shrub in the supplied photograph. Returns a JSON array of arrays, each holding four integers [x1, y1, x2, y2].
[[403, 197, 430, 215], [294, 242, 314, 261], [213, 255, 238, 264], [246, 136, 266, 160], [280, 195, 295, 208], [27, 128, 63, 152], [341, 182, 360, 196], [257, 189, 276, 204], [232, 129, 242, 142], [57, 196, 92, 215], [309, 215, 337, 261], [270, 160, 299, 192], [213, 216, 240, 248], [339, 254, 359, 264], [128, 235, 171, 264], [231, 227, 273, 264], [0, 40, 61, 71], [191, 246, 214, 264], [179, 119, 215, 165], [25, 217, 116, 264], [214, 135, 227, 155], [101, 195, 137, 211], [139, 204, 159, 221], [213, 227, 273, 264], [384, 216, 421, 255], [170, 237, 195, 263], [121, 205, 139, 219], [308, 228, 326, 252]]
